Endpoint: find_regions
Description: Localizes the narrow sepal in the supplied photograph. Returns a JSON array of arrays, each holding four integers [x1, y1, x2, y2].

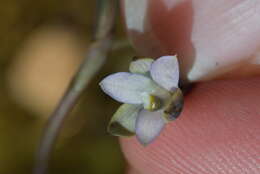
[[129, 58, 154, 74], [108, 104, 142, 137], [163, 88, 184, 121]]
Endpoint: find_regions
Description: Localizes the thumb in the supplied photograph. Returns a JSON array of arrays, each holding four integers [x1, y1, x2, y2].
[[123, 0, 260, 81]]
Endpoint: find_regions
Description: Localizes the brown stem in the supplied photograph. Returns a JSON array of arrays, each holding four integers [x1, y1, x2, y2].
[[33, 1, 118, 174]]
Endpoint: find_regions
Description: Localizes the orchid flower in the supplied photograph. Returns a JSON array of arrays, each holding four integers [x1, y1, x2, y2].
[[99, 55, 183, 145]]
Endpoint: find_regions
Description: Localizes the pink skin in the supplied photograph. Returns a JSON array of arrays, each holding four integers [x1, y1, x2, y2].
[[122, 0, 260, 81], [120, 0, 260, 173]]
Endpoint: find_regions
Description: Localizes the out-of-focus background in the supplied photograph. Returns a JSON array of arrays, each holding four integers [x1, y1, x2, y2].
[[1, 0, 135, 173]]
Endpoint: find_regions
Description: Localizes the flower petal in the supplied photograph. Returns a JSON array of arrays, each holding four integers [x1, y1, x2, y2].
[[135, 109, 166, 145], [129, 58, 154, 74], [108, 104, 142, 137], [100, 72, 158, 104], [150, 55, 179, 91]]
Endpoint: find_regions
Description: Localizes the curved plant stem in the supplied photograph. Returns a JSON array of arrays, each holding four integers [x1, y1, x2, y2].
[[33, 1, 118, 174]]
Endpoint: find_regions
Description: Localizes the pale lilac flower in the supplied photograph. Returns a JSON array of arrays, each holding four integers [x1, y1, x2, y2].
[[100, 55, 183, 145]]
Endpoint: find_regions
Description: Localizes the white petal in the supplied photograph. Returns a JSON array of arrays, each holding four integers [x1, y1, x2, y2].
[[150, 55, 179, 91], [129, 58, 154, 74], [100, 72, 158, 104], [108, 104, 142, 136], [135, 109, 165, 145]]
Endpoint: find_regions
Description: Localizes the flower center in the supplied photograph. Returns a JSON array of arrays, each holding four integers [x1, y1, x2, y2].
[[142, 94, 161, 111]]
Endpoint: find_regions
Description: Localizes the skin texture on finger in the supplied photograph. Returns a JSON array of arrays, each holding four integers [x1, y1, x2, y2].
[[122, 0, 260, 81], [121, 77, 260, 174]]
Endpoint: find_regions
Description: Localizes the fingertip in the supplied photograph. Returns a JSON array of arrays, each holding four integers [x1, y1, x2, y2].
[[121, 77, 260, 174], [123, 0, 260, 81]]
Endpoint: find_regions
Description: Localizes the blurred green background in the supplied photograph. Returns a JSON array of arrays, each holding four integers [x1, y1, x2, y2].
[[0, 0, 135, 173]]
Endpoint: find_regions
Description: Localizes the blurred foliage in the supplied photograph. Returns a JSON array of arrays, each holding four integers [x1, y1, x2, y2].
[[0, 0, 135, 174]]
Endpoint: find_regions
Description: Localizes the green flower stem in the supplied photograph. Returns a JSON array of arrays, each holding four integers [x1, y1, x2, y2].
[[33, 1, 118, 174]]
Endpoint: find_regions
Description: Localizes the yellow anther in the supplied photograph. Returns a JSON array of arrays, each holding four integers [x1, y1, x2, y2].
[[144, 95, 161, 111]]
